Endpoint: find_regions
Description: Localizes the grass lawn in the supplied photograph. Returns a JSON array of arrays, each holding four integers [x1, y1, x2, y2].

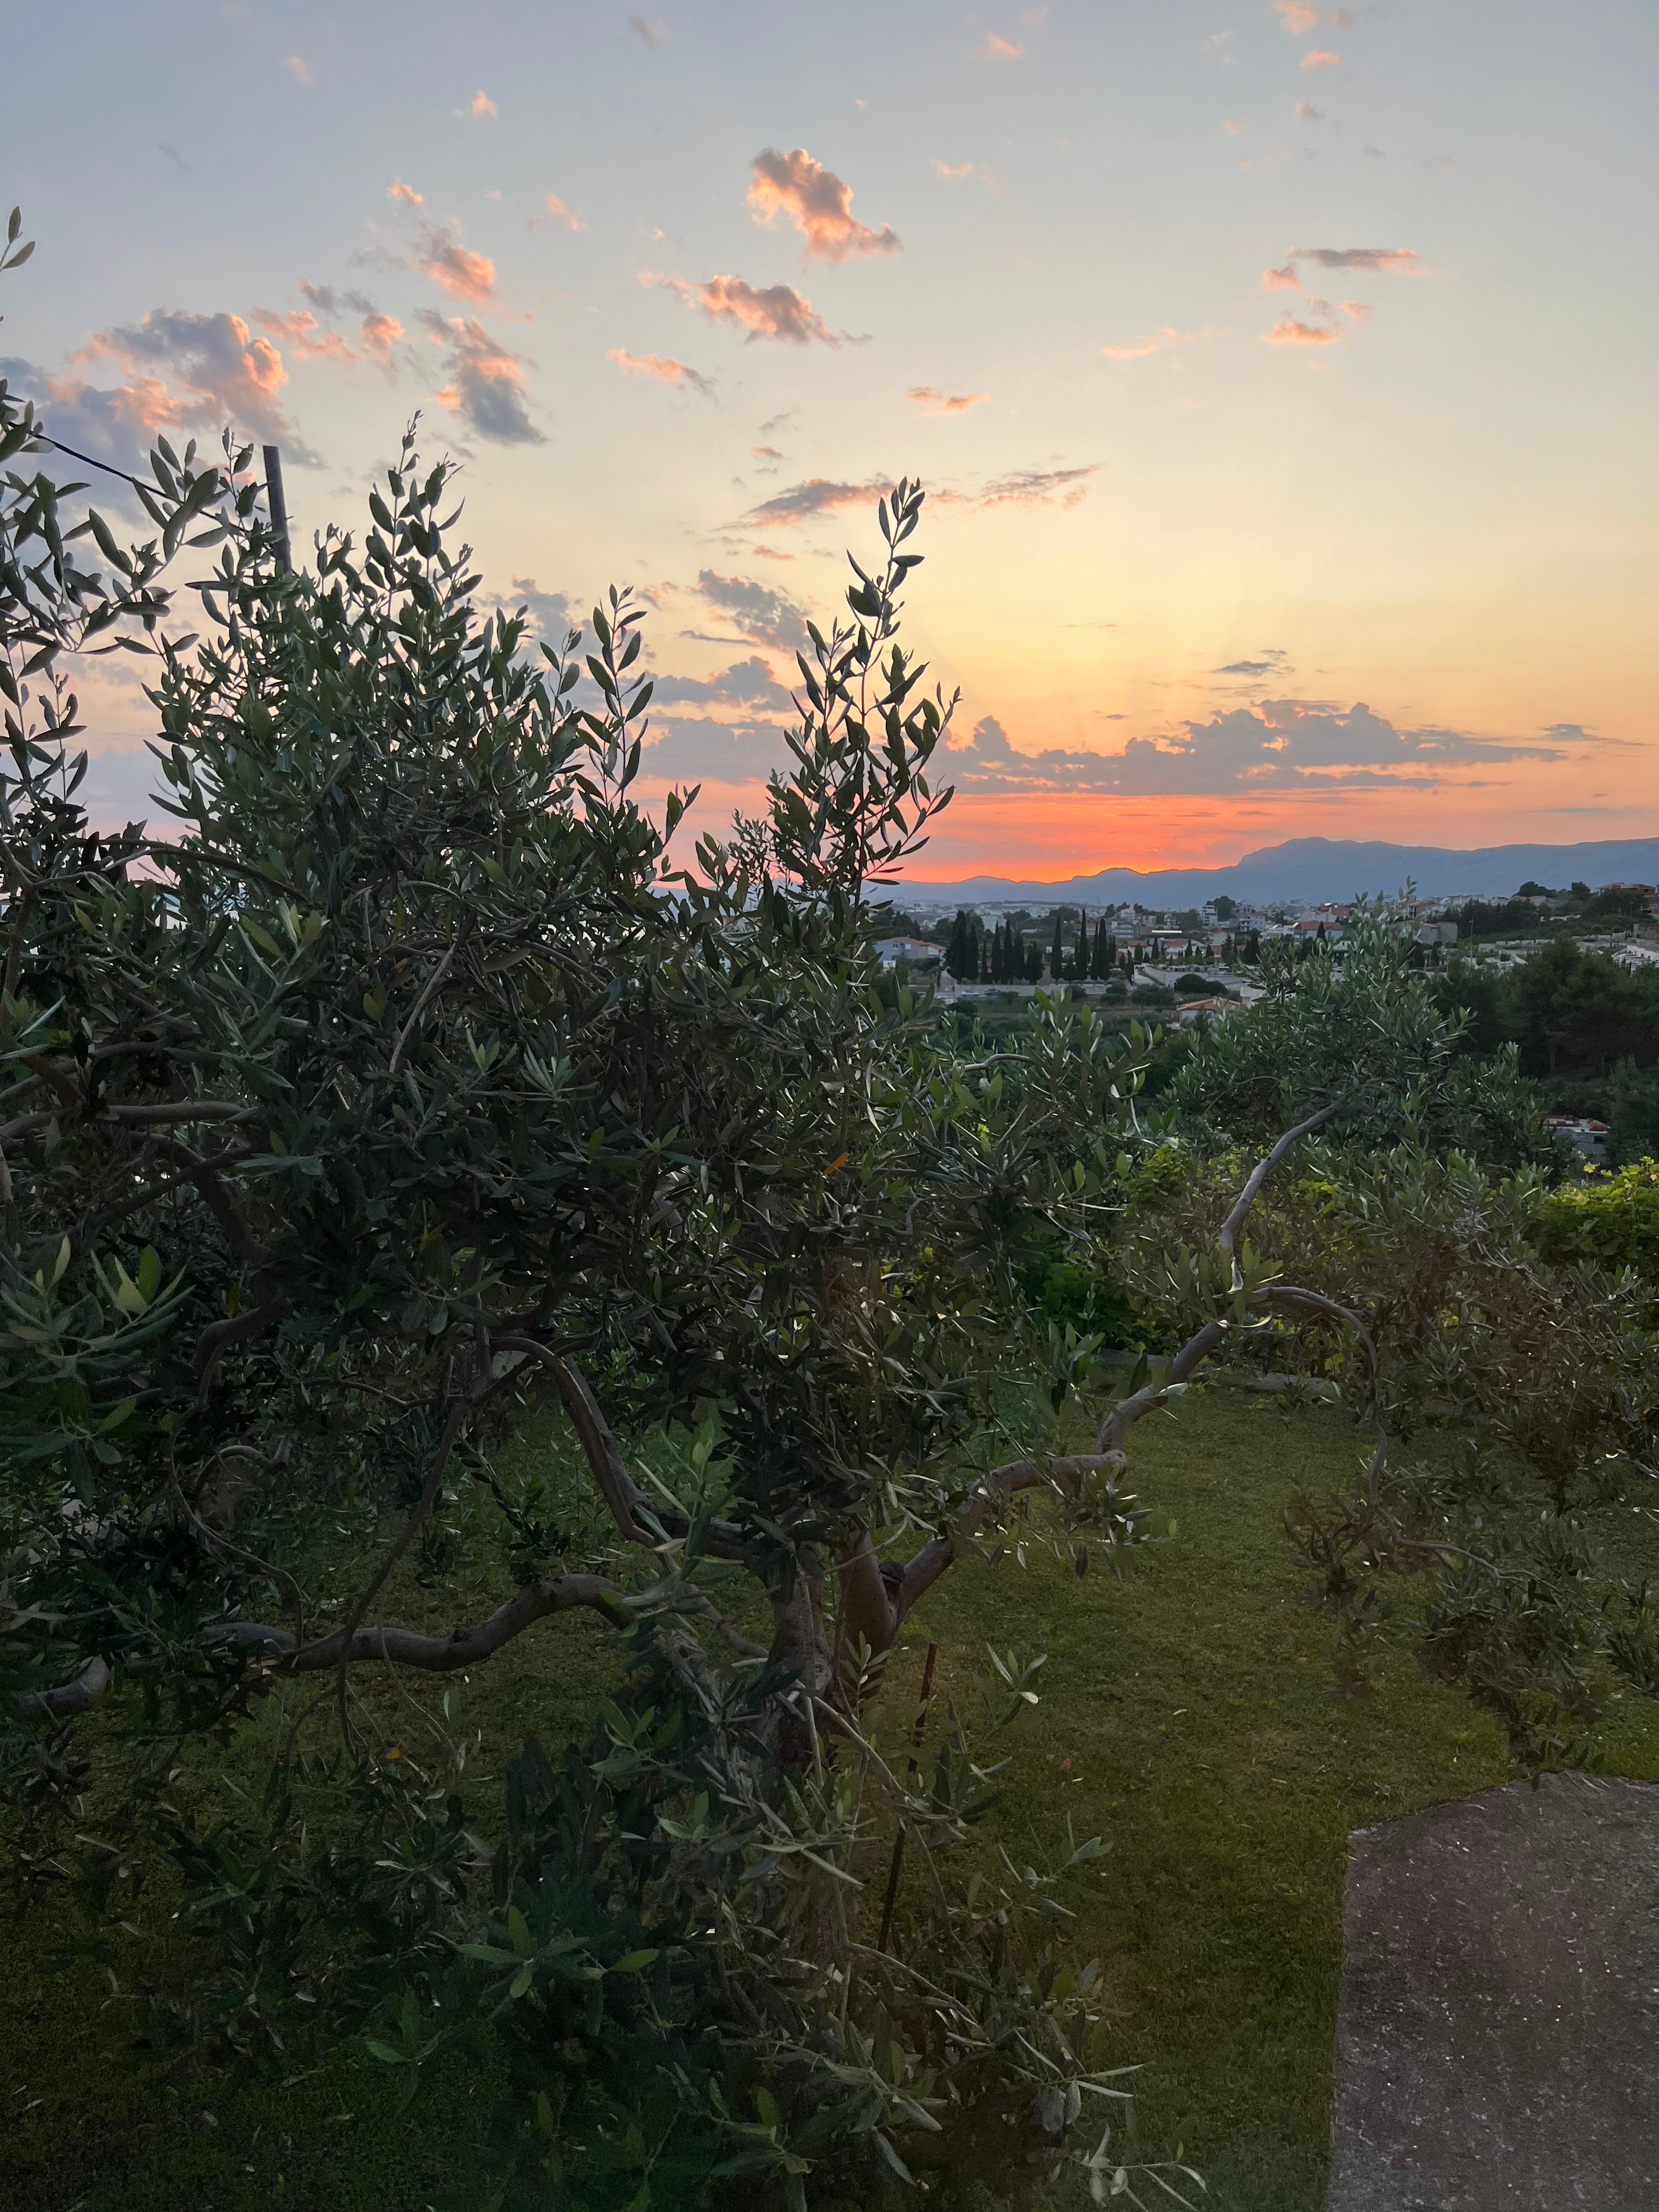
[[4, 1387, 1655, 2212]]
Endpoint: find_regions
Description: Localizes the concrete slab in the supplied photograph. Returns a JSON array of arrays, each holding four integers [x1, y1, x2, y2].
[[1328, 1774, 1659, 2211]]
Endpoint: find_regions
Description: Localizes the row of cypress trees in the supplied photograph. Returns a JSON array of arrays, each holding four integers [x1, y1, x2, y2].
[[943, 911, 1127, 984]]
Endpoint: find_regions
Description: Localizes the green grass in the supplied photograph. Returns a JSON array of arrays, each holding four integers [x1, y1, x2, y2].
[[5, 1389, 1656, 2211]]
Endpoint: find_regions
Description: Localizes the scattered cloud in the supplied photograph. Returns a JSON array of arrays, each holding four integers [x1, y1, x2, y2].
[[534, 193, 585, 231], [1340, 298, 1370, 323], [1262, 264, 1301, 291], [930, 155, 1005, 189], [751, 444, 783, 465], [655, 272, 840, 345], [691, 569, 811, 654], [157, 143, 190, 172], [909, 386, 989, 414], [77, 309, 292, 439], [291, 283, 404, 370], [759, 408, 799, 435], [1101, 326, 1209, 360], [941, 698, 1555, 797], [738, 476, 889, 528], [1214, 649, 1292, 676], [387, 178, 424, 208], [972, 33, 1024, 60], [630, 14, 669, 47], [650, 655, 795, 713], [2, 354, 191, 489], [1263, 315, 1342, 346], [1274, 0, 1320, 31], [420, 311, 541, 443], [736, 461, 1099, 531], [975, 464, 1098, 507], [1223, 118, 1243, 134], [607, 347, 713, 397], [1203, 29, 1238, 62], [459, 89, 499, 120], [1363, 144, 1385, 158], [640, 716, 788, 785], [253, 308, 360, 365], [747, 147, 899, 262], [282, 55, 313, 86], [500, 575, 576, 639], [1300, 46, 1340, 67], [1295, 100, 1325, 122], [1291, 245, 1419, 272], [416, 222, 497, 304], [359, 310, 404, 366]]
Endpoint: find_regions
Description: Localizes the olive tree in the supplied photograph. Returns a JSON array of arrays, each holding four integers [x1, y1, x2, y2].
[[3, 218, 1197, 2203]]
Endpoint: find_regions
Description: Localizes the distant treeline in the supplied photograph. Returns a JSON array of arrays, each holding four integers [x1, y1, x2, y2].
[[1457, 884, 1651, 939]]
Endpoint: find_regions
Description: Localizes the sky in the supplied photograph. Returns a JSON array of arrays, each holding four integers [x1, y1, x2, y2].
[[3, 0, 1655, 882]]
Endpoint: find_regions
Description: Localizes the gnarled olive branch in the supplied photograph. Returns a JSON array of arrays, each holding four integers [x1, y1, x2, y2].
[[1098, 1101, 1354, 1455], [201, 1573, 630, 1673], [494, 1336, 749, 1563]]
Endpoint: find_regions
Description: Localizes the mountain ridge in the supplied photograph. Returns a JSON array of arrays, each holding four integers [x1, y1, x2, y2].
[[897, 836, 1659, 908]]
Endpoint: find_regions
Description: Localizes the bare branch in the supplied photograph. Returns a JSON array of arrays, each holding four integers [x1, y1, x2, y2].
[[1098, 1319, 1227, 1453], [101, 1101, 252, 1126], [495, 1339, 652, 1544], [205, 1572, 628, 1673], [388, 937, 459, 1076], [12, 1653, 109, 1718], [1217, 1098, 1347, 1257], [333, 1392, 467, 1743], [896, 1450, 1125, 1618], [494, 1338, 747, 1561]]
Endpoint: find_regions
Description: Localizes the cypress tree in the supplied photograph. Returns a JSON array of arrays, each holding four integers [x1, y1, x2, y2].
[[1049, 913, 1063, 983]]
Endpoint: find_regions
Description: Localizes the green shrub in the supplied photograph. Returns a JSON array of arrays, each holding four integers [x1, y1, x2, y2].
[[1530, 1160, 1659, 1290]]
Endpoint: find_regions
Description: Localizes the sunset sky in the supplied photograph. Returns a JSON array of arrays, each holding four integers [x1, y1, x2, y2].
[[4, 0, 1654, 880]]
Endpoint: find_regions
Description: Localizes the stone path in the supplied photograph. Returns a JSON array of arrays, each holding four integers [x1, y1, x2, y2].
[[1328, 1773, 1659, 2210]]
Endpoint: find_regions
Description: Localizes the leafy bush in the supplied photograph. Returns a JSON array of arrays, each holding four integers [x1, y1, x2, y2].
[[1530, 1159, 1659, 1295]]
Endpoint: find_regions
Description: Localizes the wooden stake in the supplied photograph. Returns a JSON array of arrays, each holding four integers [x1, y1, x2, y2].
[[876, 1639, 939, 1953], [261, 443, 292, 573]]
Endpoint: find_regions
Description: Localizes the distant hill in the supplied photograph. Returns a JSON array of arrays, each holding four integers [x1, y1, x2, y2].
[[898, 836, 1659, 909]]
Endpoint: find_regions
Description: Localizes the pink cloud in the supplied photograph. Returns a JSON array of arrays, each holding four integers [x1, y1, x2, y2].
[[933, 159, 975, 179], [282, 55, 313, 86], [1301, 46, 1340, 67], [1295, 100, 1325, 122], [43, 370, 190, 437], [1340, 299, 1371, 322], [1262, 264, 1301, 291], [607, 347, 713, 396], [360, 309, 404, 364], [656, 272, 839, 345], [78, 309, 290, 436], [747, 148, 899, 262], [255, 308, 360, 365], [535, 193, 585, 232], [256, 303, 407, 371], [460, 89, 498, 120], [1263, 317, 1343, 346], [1292, 245, 1419, 273], [416, 224, 496, 304], [1275, 0, 1320, 31], [387, 178, 424, 207], [421, 312, 541, 443], [909, 386, 989, 414], [1101, 326, 1206, 360], [972, 32, 1024, 59]]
